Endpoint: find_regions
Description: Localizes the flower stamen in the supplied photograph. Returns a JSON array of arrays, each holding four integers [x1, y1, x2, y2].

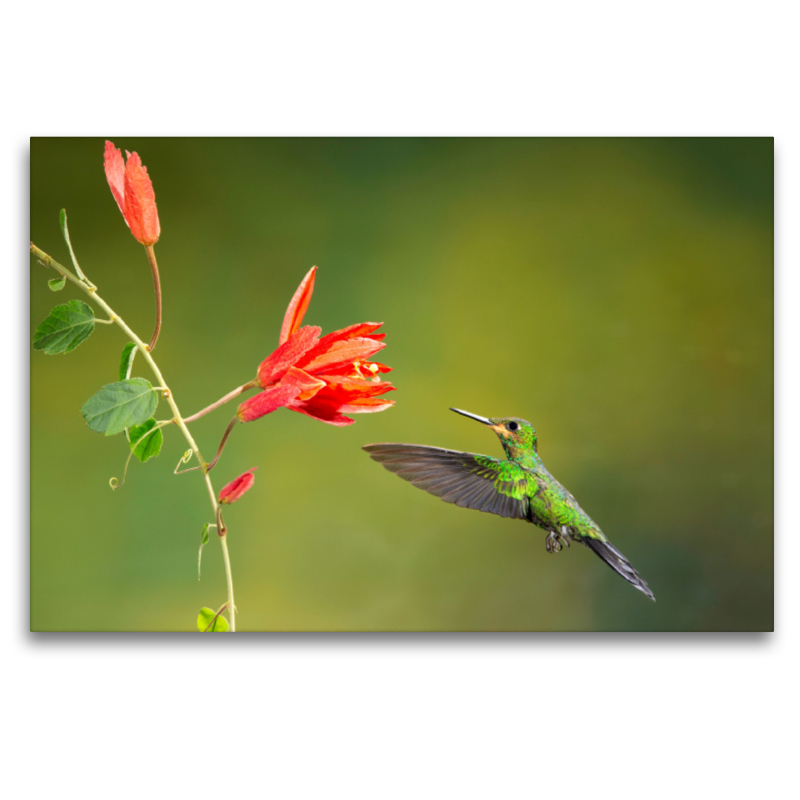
[[350, 360, 381, 382]]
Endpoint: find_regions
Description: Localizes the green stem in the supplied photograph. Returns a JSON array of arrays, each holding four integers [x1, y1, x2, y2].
[[208, 416, 239, 471], [184, 381, 257, 424], [144, 244, 162, 351], [219, 532, 235, 630], [31, 242, 236, 632]]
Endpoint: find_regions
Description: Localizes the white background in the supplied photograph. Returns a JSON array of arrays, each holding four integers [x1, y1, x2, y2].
[[5, 2, 794, 798]]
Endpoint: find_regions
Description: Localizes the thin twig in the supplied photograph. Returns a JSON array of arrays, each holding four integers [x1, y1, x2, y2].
[[184, 381, 257, 424]]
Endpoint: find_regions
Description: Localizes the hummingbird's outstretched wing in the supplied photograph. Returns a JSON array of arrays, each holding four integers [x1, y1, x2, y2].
[[363, 444, 531, 520]]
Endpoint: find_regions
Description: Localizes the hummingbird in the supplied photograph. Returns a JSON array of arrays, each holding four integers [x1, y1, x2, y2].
[[363, 408, 654, 600]]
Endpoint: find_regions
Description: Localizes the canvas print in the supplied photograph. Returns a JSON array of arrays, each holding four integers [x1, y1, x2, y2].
[[30, 137, 773, 631]]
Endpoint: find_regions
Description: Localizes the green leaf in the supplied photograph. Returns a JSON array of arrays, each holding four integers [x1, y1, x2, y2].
[[129, 418, 163, 463], [198, 523, 211, 580], [81, 378, 158, 436], [48, 276, 66, 292], [33, 300, 95, 355], [119, 342, 138, 381], [197, 607, 229, 632]]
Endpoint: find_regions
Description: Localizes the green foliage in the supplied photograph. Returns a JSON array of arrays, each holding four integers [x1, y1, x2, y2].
[[33, 300, 95, 354], [119, 343, 138, 381], [129, 418, 164, 463], [198, 524, 211, 580], [48, 276, 66, 292], [81, 378, 158, 436], [197, 607, 229, 632]]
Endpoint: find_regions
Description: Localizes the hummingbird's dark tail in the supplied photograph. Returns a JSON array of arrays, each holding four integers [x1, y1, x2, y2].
[[582, 537, 655, 601]]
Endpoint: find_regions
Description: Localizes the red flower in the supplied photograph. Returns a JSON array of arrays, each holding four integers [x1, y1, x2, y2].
[[238, 267, 394, 426], [218, 468, 257, 504], [104, 141, 161, 246]]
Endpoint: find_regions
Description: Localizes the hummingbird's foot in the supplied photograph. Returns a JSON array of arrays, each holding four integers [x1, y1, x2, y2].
[[545, 527, 572, 554], [560, 525, 571, 548]]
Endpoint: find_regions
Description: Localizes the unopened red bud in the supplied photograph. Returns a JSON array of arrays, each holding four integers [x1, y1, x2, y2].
[[218, 468, 257, 504], [104, 141, 161, 246]]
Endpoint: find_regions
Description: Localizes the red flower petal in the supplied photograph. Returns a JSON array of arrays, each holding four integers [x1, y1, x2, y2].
[[123, 151, 160, 246], [218, 468, 257, 504], [296, 337, 386, 375], [314, 322, 384, 346], [104, 141, 126, 218], [257, 325, 321, 387], [287, 398, 355, 426], [237, 383, 302, 422], [279, 366, 325, 401], [279, 266, 317, 345], [334, 398, 396, 414], [315, 377, 396, 400]]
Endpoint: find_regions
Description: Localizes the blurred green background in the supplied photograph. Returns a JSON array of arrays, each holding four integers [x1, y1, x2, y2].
[[30, 138, 773, 631]]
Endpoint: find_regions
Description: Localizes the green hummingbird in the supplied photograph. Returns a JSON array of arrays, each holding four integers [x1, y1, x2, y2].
[[364, 408, 654, 600]]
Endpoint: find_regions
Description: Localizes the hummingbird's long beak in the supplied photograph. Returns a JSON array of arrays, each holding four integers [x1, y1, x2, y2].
[[450, 407, 492, 425]]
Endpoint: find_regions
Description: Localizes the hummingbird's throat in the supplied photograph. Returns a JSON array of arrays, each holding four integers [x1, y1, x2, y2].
[[489, 423, 512, 439]]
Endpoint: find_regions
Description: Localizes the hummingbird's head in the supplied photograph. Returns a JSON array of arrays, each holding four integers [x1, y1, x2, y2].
[[450, 408, 538, 459]]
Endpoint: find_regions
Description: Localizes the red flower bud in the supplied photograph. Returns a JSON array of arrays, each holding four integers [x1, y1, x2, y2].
[[218, 468, 257, 504], [104, 141, 161, 246]]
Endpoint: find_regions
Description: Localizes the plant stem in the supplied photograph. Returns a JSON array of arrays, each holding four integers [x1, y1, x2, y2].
[[208, 416, 239, 471], [219, 533, 235, 630], [184, 381, 257, 424], [31, 242, 236, 632], [144, 245, 162, 351]]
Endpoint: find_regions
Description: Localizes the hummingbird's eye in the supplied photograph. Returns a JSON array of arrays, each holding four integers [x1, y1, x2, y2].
[[506, 421, 519, 432]]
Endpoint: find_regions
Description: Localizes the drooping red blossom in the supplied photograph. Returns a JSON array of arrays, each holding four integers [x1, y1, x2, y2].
[[237, 266, 394, 426], [104, 141, 161, 246], [218, 468, 257, 504]]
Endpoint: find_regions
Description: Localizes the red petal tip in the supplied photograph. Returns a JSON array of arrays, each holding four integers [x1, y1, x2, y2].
[[103, 140, 126, 218], [279, 266, 317, 345]]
